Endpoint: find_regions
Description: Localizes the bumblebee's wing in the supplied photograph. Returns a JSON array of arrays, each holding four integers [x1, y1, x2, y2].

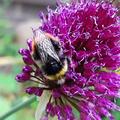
[[34, 30, 60, 63], [35, 91, 51, 120]]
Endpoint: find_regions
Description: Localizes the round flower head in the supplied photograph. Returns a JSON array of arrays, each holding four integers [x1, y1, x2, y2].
[[16, 0, 120, 120]]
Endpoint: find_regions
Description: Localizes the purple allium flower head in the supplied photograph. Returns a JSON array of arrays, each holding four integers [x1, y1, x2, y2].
[[16, 0, 120, 119]]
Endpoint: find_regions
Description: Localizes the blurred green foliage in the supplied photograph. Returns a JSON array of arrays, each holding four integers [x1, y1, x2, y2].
[[0, 64, 22, 92], [0, 1, 36, 119], [0, 19, 20, 56], [0, 63, 37, 120], [0, 0, 20, 57]]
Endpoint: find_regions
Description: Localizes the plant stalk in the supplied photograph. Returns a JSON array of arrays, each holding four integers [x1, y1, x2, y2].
[[0, 96, 36, 120]]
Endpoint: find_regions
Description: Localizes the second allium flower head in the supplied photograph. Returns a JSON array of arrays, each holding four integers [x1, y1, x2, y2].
[[16, 0, 120, 120]]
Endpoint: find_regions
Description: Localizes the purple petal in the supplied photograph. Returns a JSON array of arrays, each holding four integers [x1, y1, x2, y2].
[[27, 39, 32, 52], [22, 65, 33, 73], [94, 83, 107, 93], [15, 73, 30, 82], [97, 107, 115, 120], [52, 89, 61, 98], [64, 105, 75, 119], [46, 103, 55, 116], [18, 48, 30, 56], [26, 87, 43, 96], [23, 55, 34, 65], [35, 69, 42, 76]]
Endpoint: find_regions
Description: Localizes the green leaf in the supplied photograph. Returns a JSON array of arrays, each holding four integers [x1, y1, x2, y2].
[[112, 111, 120, 120], [0, 97, 16, 120]]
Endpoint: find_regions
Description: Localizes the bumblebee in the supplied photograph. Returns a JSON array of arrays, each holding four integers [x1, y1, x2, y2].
[[32, 29, 68, 85]]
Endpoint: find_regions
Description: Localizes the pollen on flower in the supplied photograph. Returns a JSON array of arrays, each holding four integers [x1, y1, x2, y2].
[[16, 0, 120, 120]]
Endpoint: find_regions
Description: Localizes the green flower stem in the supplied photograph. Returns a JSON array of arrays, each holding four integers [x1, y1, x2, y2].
[[0, 96, 36, 120]]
